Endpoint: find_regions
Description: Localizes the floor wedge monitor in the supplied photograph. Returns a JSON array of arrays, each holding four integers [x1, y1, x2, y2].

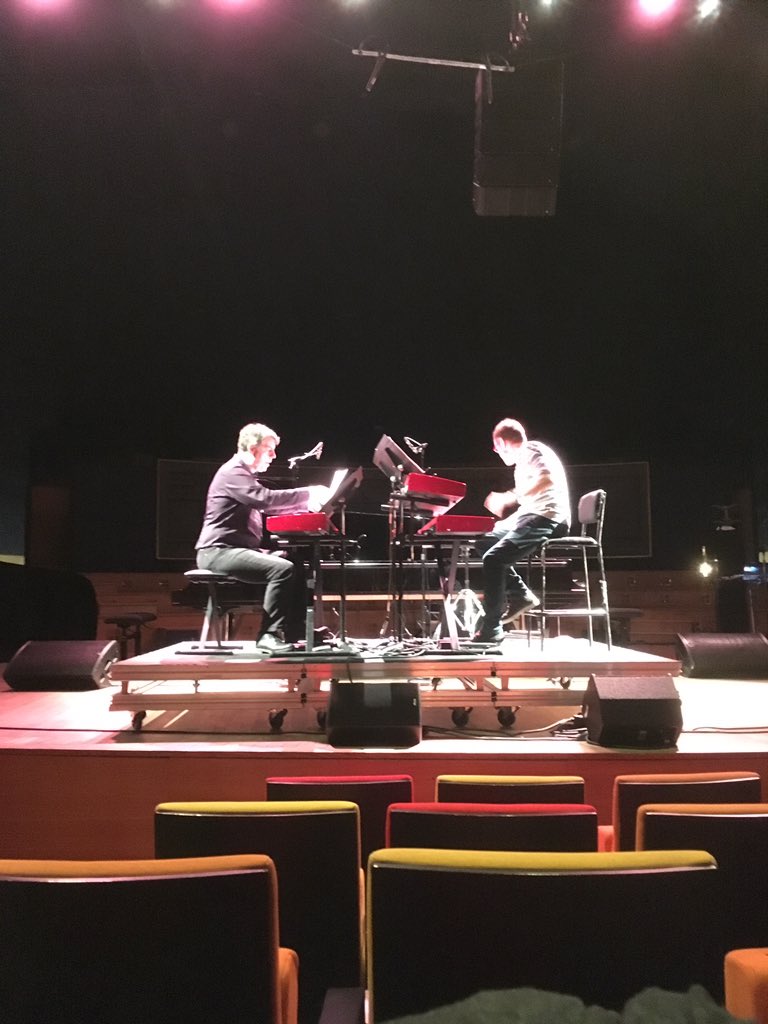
[[326, 681, 422, 748], [3, 640, 119, 691], [582, 675, 682, 749], [676, 632, 768, 678]]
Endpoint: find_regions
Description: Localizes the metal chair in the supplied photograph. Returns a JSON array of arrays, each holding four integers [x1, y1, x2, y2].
[[526, 488, 612, 649]]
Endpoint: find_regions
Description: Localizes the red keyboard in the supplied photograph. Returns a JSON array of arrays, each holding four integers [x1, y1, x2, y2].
[[266, 512, 338, 535], [416, 515, 494, 536], [401, 473, 467, 513]]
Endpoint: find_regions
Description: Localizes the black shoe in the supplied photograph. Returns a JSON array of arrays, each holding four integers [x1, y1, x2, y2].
[[472, 624, 505, 645], [501, 594, 541, 625], [257, 632, 295, 655]]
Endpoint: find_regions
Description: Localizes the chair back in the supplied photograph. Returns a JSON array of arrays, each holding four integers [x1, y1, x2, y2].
[[637, 802, 768, 952], [577, 488, 606, 540], [0, 854, 295, 1024], [266, 774, 413, 864], [155, 800, 362, 1024], [435, 773, 585, 804], [386, 802, 598, 851], [367, 848, 721, 1021], [612, 771, 762, 850]]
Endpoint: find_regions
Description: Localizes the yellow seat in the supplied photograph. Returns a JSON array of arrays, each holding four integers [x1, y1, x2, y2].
[[367, 847, 720, 1020], [155, 800, 362, 1024], [0, 853, 297, 1024], [435, 773, 585, 804]]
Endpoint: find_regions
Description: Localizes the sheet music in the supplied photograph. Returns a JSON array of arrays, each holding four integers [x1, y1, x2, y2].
[[321, 469, 349, 511]]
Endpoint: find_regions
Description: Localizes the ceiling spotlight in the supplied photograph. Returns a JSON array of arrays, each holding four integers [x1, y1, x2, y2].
[[636, 0, 679, 21], [696, 0, 722, 19]]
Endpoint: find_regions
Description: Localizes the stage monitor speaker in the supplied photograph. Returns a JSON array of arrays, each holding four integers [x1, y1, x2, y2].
[[582, 675, 682, 749], [3, 640, 119, 691], [326, 681, 422, 748], [473, 60, 564, 217], [676, 632, 768, 679]]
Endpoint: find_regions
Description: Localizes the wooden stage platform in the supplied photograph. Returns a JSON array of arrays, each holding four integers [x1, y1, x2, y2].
[[2, 633, 768, 862], [107, 633, 684, 731]]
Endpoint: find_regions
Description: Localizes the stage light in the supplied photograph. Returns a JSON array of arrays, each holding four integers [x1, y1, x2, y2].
[[696, 0, 722, 19], [17, 0, 73, 10], [697, 546, 718, 578], [204, 0, 261, 11], [636, 0, 679, 21]]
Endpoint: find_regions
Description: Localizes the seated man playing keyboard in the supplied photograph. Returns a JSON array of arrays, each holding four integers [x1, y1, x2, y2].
[[474, 418, 571, 646], [195, 422, 330, 653]]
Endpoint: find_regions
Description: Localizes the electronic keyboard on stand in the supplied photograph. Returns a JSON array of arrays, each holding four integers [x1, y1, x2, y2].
[[266, 467, 363, 652], [373, 435, 493, 646], [414, 515, 496, 649]]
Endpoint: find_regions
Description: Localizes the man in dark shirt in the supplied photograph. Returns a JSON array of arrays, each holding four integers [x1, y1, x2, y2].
[[196, 422, 329, 652]]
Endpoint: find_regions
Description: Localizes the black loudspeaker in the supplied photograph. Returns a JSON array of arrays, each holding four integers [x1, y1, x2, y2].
[[582, 675, 683, 749], [676, 632, 768, 679], [326, 681, 422, 748], [473, 60, 564, 217], [3, 640, 120, 691]]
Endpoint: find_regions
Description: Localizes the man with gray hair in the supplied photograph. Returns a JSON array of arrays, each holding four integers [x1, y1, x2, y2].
[[196, 422, 330, 653]]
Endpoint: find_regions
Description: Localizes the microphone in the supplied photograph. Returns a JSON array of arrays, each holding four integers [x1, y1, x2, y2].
[[404, 436, 427, 455], [287, 441, 324, 470]]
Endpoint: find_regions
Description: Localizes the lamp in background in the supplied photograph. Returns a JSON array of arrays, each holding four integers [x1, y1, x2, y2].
[[697, 546, 718, 579]]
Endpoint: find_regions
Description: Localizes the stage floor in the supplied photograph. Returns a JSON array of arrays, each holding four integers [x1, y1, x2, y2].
[[107, 633, 682, 730]]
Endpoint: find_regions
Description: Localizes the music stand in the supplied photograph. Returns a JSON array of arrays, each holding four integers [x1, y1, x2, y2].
[[373, 435, 423, 484], [373, 436, 428, 643]]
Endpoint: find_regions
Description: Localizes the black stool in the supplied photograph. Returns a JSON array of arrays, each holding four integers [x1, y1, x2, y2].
[[183, 569, 264, 646], [103, 612, 157, 660]]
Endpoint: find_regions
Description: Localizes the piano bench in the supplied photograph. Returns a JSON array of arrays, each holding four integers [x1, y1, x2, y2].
[[103, 611, 157, 659], [183, 569, 264, 643]]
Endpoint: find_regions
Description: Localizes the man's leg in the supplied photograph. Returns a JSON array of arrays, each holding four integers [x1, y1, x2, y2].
[[197, 547, 300, 641], [478, 515, 568, 638]]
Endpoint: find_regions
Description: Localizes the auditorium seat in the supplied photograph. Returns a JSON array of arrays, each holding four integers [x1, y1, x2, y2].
[[599, 770, 763, 851], [637, 802, 768, 954], [366, 848, 722, 1020], [386, 802, 598, 852], [154, 800, 362, 1024], [435, 773, 585, 804], [266, 774, 413, 864], [0, 853, 297, 1024], [725, 948, 768, 1024]]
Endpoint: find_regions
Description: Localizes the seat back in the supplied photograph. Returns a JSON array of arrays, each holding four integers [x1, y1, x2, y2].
[[577, 488, 606, 540], [725, 948, 768, 1024], [155, 801, 361, 1024], [266, 774, 413, 864], [435, 774, 585, 804], [386, 802, 598, 851], [0, 854, 293, 1024], [612, 771, 762, 850], [637, 802, 768, 952], [367, 848, 721, 1021]]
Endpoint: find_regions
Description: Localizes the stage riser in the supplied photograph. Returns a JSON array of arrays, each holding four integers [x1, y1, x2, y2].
[[2, 746, 767, 860]]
